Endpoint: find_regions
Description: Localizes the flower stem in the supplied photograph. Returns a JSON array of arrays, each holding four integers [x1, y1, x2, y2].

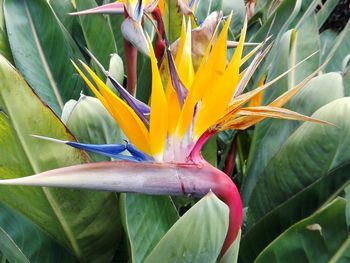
[[151, 7, 166, 64]]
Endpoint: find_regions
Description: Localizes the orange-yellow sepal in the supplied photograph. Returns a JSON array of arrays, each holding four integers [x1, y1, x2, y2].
[[147, 36, 168, 159], [73, 60, 151, 154]]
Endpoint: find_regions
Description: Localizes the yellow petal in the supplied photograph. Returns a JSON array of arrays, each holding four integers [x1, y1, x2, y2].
[[79, 61, 151, 154], [175, 14, 227, 137], [166, 86, 181, 135], [176, 17, 194, 89], [165, 17, 187, 135], [147, 36, 168, 158], [194, 16, 247, 138]]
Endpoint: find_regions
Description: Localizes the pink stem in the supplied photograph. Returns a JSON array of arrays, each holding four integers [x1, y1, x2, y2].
[[188, 130, 214, 163], [211, 165, 242, 256], [151, 7, 166, 65], [223, 138, 237, 176]]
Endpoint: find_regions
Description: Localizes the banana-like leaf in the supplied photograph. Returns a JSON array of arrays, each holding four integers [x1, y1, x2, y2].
[[255, 198, 349, 262], [0, 0, 12, 63], [250, 0, 302, 42], [0, 203, 76, 263], [120, 194, 179, 263], [344, 68, 350, 97], [4, 0, 86, 114], [316, 0, 339, 29], [0, 55, 120, 262], [48, 0, 76, 35], [242, 18, 325, 204], [144, 192, 229, 263], [162, 0, 183, 43], [219, 230, 241, 263], [240, 97, 350, 262], [324, 21, 350, 72]]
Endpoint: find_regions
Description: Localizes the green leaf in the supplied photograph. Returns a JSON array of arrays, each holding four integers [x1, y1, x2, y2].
[[316, 0, 339, 29], [219, 230, 241, 263], [320, 29, 337, 62], [255, 198, 350, 262], [0, 0, 12, 63], [121, 194, 179, 263], [0, 55, 120, 262], [61, 95, 123, 162], [202, 135, 218, 166], [4, 0, 86, 114], [48, 0, 76, 34], [75, 0, 117, 78], [249, 0, 302, 42], [195, 0, 245, 33], [344, 68, 350, 97], [242, 19, 324, 204], [0, 203, 76, 263], [240, 98, 350, 262], [324, 21, 350, 72], [136, 56, 152, 103], [246, 0, 303, 92], [144, 192, 229, 263], [345, 185, 350, 226], [106, 53, 124, 87], [163, 0, 182, 43]]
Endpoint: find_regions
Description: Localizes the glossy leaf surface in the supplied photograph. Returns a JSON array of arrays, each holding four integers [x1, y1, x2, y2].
[[0, 55, 120, 262], [4, 0, 85, 114], [145, 192, 229, 263]]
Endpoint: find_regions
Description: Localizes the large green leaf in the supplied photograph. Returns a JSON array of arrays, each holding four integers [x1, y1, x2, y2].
[[246, 0, 302, 91], [144, 192, 229, 263], [249, 0, 301, 42], [219, 230, 241, 263], [324, 21, 350, 72], [4, 0, 85, 114], [255, 198, 350, 262], [0, 55, 120, 262], [240, 98, 350, 262], [0, 203, 76, 263], [195, 0, 245, 33], [163, 0, 182, 43], [75, 0, 117, 78], [0, 0, 12, 63], [242, 17, 323, 204], [316, 0, 339, 29], [120, 194, 179, 263], [48, 0, 76, 34], [344, 68, 350, 97]]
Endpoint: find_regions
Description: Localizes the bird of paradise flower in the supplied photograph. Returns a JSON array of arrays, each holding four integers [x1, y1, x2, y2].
[[0, 14, 329, 256]]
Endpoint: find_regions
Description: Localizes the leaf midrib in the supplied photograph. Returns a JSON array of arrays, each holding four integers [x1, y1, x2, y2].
[[0, 226, 30, 263], [14, 1, 81, 258], [23, 0, 64, 109], [0, 46, 82, 263]]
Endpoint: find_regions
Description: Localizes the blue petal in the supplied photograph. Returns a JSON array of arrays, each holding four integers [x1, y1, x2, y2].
[[32, 135, 142, 162], [126, 143, 153, 161], [66, 142, 126, 157]]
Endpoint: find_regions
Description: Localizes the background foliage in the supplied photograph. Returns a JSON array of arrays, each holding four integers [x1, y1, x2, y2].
[[0, 0, 349, 262]]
